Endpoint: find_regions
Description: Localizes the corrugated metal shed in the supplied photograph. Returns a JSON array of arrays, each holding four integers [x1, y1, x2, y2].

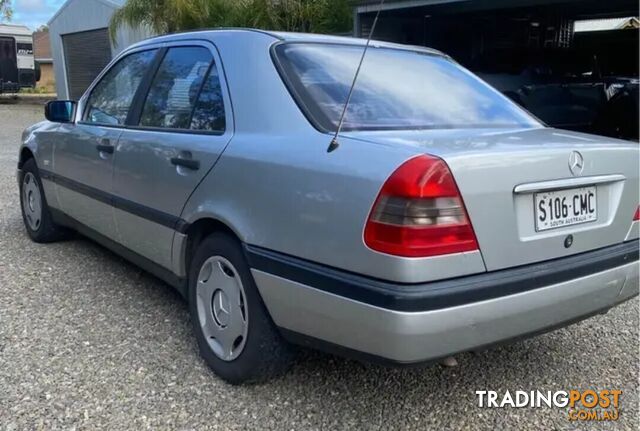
[[48, 0, 153, 99]]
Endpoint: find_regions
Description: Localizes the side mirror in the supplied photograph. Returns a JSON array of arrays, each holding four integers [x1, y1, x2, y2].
[[45, 100, 77, 123]]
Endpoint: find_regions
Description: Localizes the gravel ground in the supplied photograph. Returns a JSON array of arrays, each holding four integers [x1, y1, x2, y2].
[[0, 104, 638, 430]]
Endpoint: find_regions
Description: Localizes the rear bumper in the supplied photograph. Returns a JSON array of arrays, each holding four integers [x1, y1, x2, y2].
[[248, 241, 639, 364]]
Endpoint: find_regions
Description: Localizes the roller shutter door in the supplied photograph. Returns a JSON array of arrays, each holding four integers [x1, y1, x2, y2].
[[62, 28, 112, 100]]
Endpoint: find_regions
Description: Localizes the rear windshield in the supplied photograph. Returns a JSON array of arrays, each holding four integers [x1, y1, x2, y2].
[[274, 43, 541, 132]]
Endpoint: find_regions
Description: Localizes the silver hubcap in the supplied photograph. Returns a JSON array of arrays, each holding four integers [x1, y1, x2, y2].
[[196, 256, 248, 361], [22, 172, 42, 231]]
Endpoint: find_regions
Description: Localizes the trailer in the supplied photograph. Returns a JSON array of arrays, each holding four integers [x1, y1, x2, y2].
[[0, 24, 39, 93]]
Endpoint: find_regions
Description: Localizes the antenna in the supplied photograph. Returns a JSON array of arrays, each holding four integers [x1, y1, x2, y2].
[[327, 0, 385, 153]]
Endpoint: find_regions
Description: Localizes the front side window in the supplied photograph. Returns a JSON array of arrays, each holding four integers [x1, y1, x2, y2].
[[139, 47, 214, 130], [84, 49, 157, 126], [275, 43, 541, 131]]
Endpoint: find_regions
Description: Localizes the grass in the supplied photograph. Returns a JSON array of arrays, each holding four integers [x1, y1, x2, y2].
[[19, 87, 56, 95]]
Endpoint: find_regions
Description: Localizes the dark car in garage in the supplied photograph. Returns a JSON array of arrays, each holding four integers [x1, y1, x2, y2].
[[474, 47, 639, 141]]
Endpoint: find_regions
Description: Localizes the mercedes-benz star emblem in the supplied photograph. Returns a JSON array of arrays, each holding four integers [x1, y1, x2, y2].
[[568, 151, 584, 176], [212, 290, 230, 327]]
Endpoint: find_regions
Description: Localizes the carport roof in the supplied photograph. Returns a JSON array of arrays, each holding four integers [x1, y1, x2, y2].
[[355, 0, 639, 18]]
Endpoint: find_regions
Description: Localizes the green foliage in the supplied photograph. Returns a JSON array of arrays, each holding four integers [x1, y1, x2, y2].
[[1, 0, 12, 22], [19, 86, 54, 94], [110, 0, 353, 41]]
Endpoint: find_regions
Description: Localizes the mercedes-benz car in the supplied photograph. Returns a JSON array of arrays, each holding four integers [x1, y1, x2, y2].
[[17, 30, 639, 384]]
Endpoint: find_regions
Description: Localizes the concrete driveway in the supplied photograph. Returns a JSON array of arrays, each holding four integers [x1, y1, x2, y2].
[[1, 104, 638, 430]]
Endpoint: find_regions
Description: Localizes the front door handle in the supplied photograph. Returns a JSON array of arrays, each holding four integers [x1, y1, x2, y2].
[[96, 139, 114, 154], [171, 157, 200, 170]]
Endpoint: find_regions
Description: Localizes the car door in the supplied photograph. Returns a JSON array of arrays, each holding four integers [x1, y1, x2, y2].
[[112, 42, 233, 270], [53, 48, 160, 239]]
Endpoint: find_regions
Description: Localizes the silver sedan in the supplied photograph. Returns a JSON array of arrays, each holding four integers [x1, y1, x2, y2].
[[17, 29, 639, 383]]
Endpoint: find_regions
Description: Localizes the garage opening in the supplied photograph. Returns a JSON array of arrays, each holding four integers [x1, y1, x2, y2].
[[62, 28, 112, 100], [355, 0, 639, 140]]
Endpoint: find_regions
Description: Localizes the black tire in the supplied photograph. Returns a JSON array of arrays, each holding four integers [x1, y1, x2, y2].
[[188, 232, 295, 384], [19, 158, 68, 243]]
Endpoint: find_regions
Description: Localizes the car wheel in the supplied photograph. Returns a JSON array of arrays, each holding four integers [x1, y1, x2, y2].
[[19, 158, 68, 243], [188, 232, 295, 384]]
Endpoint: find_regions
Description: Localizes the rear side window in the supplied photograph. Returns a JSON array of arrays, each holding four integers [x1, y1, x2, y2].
[[139, 46, 225, 132], [84, 49, 157, 125], [190, 66, 226, 132]]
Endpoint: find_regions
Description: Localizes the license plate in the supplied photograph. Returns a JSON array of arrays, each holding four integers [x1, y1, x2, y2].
[[534, 186, 597, 232]]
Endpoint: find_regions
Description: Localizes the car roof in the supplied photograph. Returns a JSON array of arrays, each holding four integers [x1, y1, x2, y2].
[[129, 28, 445, 57]]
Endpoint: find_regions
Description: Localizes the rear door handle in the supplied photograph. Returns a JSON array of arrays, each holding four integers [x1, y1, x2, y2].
[[96, 139, 114, 154], [171, 157, 200, 170]]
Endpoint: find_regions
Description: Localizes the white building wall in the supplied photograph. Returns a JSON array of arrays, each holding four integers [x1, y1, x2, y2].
[[48, 0, 153, 99]]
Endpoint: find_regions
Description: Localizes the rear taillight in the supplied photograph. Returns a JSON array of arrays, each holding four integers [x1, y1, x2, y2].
[[364, 155, 479, 257], [633, 206, 639, 221]]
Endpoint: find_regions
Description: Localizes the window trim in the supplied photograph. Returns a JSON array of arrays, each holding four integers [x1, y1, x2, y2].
[[125, 47, 168, 127], [271, 41, 334, 134], [132, 45, 225, 134], [76, 38, 233, 137], [116, 124, 226, 137], [125, 41, 232, 136], [186, 61, 216, 130], [79, 47, 162, 128]]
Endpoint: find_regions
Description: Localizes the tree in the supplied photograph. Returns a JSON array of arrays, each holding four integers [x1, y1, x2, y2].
[[110, 0, 353, 41], [1, 0, 12, 22]]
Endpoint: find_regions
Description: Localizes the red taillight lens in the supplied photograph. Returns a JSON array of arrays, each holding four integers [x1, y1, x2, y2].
[[364, 155, 479, 257], [633, 206, 640, 221]]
